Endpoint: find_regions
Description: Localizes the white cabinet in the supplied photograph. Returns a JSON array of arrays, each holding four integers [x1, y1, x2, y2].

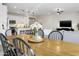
[[0, 4, 7, 35]]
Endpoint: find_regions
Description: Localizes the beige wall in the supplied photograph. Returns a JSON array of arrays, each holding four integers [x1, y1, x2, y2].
[[37, 12, 79, 31]]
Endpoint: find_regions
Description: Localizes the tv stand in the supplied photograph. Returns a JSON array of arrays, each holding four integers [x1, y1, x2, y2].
[[57, 28, 74, 31]]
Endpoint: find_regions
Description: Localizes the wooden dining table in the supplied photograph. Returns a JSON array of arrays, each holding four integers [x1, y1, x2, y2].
[[6, 34, 79, 56]]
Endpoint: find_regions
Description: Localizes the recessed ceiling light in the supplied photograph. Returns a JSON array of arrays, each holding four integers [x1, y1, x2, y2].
[[35, 8, 38, 11], [14, 6, 16, 9]]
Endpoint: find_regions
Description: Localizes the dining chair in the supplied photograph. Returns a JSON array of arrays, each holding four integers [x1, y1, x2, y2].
[[35, 29, 44, 38], [13, 38, 35, 56], [48, 31, 63, 40], [5, 28, 17, 36], [0, 33, 16, 56]]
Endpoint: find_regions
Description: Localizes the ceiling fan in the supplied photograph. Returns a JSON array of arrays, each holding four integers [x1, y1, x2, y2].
[[56, 8, 64, 15]]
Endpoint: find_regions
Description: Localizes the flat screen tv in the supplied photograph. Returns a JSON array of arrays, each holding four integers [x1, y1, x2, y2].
[[60, 20, 72, 27]]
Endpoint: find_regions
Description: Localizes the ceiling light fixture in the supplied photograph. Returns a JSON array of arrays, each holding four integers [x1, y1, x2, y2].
[[56, 8, 63, 15]]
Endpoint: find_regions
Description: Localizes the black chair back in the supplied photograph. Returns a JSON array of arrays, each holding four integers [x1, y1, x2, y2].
[[5, 28, 17, 36], [48, 31, 63, 40], [13, 38, 35, 56], [0, 33, 16, 56], [35, 29, 44, 38]]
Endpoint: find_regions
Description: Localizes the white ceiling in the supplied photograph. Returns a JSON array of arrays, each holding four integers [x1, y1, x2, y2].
[[5, 3, 79, 16]]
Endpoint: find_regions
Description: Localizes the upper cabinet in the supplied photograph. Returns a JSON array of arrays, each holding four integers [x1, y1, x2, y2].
[[7, 14, 37, 28]]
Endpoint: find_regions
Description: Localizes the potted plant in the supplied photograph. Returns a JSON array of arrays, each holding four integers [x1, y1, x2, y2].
[[30, 21, 42, 35], [32, 27, 37, 35]]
